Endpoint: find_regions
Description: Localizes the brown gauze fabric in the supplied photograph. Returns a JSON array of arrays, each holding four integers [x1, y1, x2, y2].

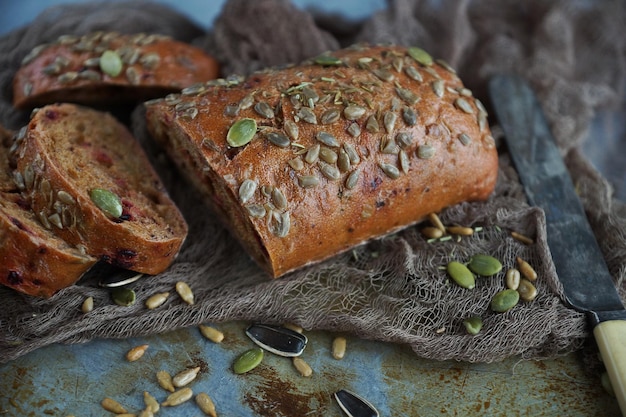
[[0, 0, 625, 364]]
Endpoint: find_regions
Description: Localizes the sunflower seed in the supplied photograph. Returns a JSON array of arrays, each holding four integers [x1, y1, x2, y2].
[[46, 213, 62, 229], [284, 119, 299, 140], [81, 296, 94, 313], [143, 391, 160, 413], [380, 135, 399, 154], [126, 344, 149, 362], [140, 53, 160, 69], [227, 118, 257, 147], [145, 292, 169, 309], [316, 131, 340, 147], [288, 157, 304, 171], [101, 398, 128, 414], [343, 143, 360, 165], [43, 63, 61, 75], [365, 115, 379, 133], [372, 68, 394, 82], [271, 187, 287, 210], [199, 325, 224, 343], [417, 144, 435, 159], [21, 44, 48, 65], [175, 281, 194, 305], [383, 111, 397, 133], [157, 371, 176, 392], [271, 211, 291, 237], [511, 231, 534, 245], [162, 388, 193, 407], [319, 162, 341, 181], [392, 56, 404, 73], [431, 80, 445, 98], [347, 123, 361, 137], [296, 175, 318, 189], [254, 102, 275, 119], [332, 336, 347, 359], [334, 389, 379, 417], [454, 97, 474, 114], [266, 132, 290, 148], [458, 133, 472, 146], [345, 169, 359, 190], [297, 107, 317, 124], [423, 66, 442, 79], [314, 55, 342, 66], [246, 324, 308, 357], [408, 47, 433, 66], [396, 87, 420, 105], [224, 104, 240, 117], [246, 204, 266, 218], [402, 107, 417, 126], [173, 367, 201, 388], [518, 278, 538, 302], [516, 257, 537, 281], [195, 393, 217, 417], [337, 149, 351, 172], [292, 357, 313, 377], [12, 172, 25, 190], [304, 143, 320, 164], [399, 150, 410, 173], [379, 162, 400, 179], [98, 265, 143, 288], [126, 67, 140, 85], [342, 105, 366, 121], [319, 147, 338, 164], [421, 226, 443, 239], [405, 65, 423, 82], [58, 71, 78, 83], [396, 132, 413, 149], [506, 268, 521, 290]]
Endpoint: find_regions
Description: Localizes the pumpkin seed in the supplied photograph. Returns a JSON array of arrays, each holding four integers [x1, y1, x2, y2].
[[145, 292, 169, 309], [517, 278, 538, 302], [157, 370, 176, 392], [196, 393, 217, 417], [463, 316, 483, 335], [332, 336, 347, 359], [175, 281, 194, 305], [316, 131, 340, 147], [227, 118, 257, 147], [417, 144, 435, 160], [233, 348, 264, 374], [344, 105, 367, 121], [99, 50, 123, 77], [334, 389, 379, 417], [81, 296, 94, 313], [112, 287, 136, 306], [408, 47, 433, 66], [298, 175, 319, 188], [173, 366, 201, 388], [162, 387, 193, 407], [101, 397, 127, 414], [199, 325, 224, 343], [143, 391, 159, 413], [447, 261, 475, 289], [292, 357, 313, 377], [506, 269, 521, 290], [246, 324, 307, 357], [319, 147, 338, 164], [126, 344, 149, 361], [516, 257, 537, 281], [491, 289, 520, 313], [468, 254, 502, 276], [90, 188, 122, 219], [314, 54, 342, 66]]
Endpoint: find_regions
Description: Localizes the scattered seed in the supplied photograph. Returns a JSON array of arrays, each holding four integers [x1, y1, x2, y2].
[[238, 179, 258, 204], [332, 336, 347, 360], [408, 47, 433, 66], [196, 393, 217, 417], [157, 370, 176, 393], [454, 97, 474, 114], [468, 254, 502, 277], [126, 344, 149, 362], [314, 55, 342, 66], [298, 174, 320, 188], [365, 115, 379, 133], [334, 389, 379, 417], [447, 226, 474, 236], [516, 257, 537, 281], [517, 278, 538, 302], [463, 316, 483, 335], [58, 71, 78, 83], [292, 357, 313, 377], [246, 204, 267, 218], [511, 231, 534, 245], [266, 131, 290, 148], [145, 292, 169, 309], [491, 289, 520, 313], [380, 135, 399, 154], [395, 86, 420, 105], [447, 261, 475, 289], [399, 150, 410, 174], [143, 392, 159, 413], [100, 50, 123, 77], [90, 188, 122, 219], [233, 348, 264, 374], [347, 122, 361, 137], [81, 296, 94, 313], [288, 157, 304, 171], [226, 117, 258, 148], [175, 281, 194, 305], [173, 366, 201, 388], [417, 144, 435, 160], [428, 213, 445, 232], [421, 227, 443, 239], [506, 269, 521, 290], [111, 287, 136, 307], [338, 149, 351, 173], [162, 388, 193, 407], [199, 324, 224, 343], [246, 324, 307, 357], [101, 397, 127, 414]]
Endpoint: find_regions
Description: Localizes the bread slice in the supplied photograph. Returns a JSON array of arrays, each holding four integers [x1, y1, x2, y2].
[[14, 103, 188, 275], [0, 137, 96, 298], [13, 31, 220, 109]]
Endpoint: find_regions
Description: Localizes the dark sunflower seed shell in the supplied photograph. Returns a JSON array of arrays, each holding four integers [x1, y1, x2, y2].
[[245, 324, 308, 357], [334, 390, 379, 417]]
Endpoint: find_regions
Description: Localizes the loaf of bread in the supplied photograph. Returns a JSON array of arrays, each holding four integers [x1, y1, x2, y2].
[[0, 135, 96, 298], [13, 103, 188, 277], [145, 44, 498, 278], [13, 31, 220, 109]]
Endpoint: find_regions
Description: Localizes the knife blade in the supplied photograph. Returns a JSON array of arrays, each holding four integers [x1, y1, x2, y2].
[[489, 74, 626, 415]]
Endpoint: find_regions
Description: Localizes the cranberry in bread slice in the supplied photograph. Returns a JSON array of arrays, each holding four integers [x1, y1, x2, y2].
[[13, 31, 220, 109], [145, 44, 498, 278], [15, 103, 188, 275]]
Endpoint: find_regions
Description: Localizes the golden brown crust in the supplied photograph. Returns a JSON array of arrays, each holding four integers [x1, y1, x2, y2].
[[13, 32, 220, 109], [15, 103, 188, 275], [145, 44, 498, 277]]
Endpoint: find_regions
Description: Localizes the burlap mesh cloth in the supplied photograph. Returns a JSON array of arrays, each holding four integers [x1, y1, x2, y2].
[[1, 0, 625, 365]]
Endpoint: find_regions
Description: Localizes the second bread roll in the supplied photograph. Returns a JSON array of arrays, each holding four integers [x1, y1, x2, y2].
[[145, 44, 498, 277]]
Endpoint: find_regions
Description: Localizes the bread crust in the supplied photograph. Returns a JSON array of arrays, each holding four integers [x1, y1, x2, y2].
[[15, 103, 188, 275], [145, 44, 498, 277], [13, 32, 220, 109]]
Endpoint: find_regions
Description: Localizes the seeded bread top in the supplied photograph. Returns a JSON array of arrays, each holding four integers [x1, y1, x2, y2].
[[13, 31, 220, 109]]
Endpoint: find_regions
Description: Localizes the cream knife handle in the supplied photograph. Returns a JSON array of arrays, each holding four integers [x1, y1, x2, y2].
[[594, 320, 626, 416]]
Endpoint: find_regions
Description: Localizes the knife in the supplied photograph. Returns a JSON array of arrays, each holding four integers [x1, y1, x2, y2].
[[488, 74, 626, 415]]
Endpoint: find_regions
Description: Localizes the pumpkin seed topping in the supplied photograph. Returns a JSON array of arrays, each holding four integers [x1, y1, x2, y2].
[[99, 50, 123, 77], [90, 188, 122, 219], [227, 118, 257, 147], [313, 54, 343, 66], [408, 47, 433, 66]]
